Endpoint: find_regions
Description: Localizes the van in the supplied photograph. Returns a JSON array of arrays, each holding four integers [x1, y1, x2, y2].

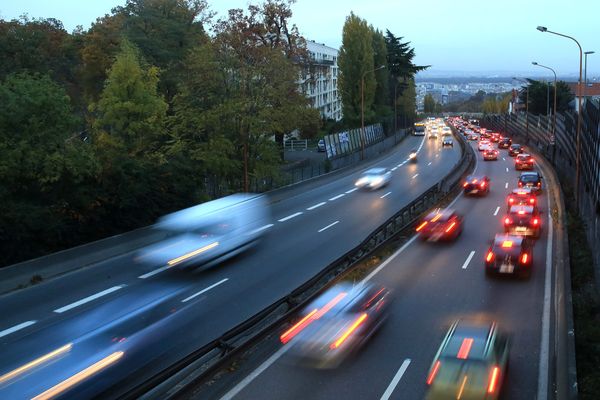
[[136, 194, 271, 269]]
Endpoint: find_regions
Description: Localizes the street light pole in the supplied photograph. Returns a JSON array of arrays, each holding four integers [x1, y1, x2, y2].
[[513, 77, 530, 143], [537, 25, 583, 205], [532, 62, 558, 160], [360, 65, 385, 160], [584, 51, 595, 102]]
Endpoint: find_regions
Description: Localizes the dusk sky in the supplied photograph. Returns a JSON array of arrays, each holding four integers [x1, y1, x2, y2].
[[1, 0, 598, 77]]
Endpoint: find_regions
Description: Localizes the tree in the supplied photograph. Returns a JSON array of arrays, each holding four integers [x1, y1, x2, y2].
[[0, 73, 98, 265], [518, 79, 574, 115], [371, 28, 389, 121], [91, 39, 168, 158], [396, 79, 417, 128], [424, 94, 436, 113], [114, 0, 212, 102], [338, 12, 375, 127]]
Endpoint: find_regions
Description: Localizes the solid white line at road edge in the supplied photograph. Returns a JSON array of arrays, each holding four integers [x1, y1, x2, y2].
[[0, 320, 37, 338], [220, 346, 290, 400], [278, 212, 303, 222], [54, 286, 124, 313], [318, 221, 340, 233], [461, 251, 476, 270], [182, 278, 229, 303], [537, 179, 554, 400], [380, 359, 412, 400], [306, 202, 326, 211]]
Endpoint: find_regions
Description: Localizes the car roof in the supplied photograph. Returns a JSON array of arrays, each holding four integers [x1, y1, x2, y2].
[[424, 209, 456, 222], [466, 175, 487, 181], [520, 171, 540, 177], [517, 153, 531, 158], [363, 168, 386, 174], [309, 282, 385, 316], [441, 320, 496, 360], [511, 143, 521, 147]]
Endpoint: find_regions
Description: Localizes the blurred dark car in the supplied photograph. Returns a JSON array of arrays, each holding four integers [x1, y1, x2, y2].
[[508, 144, 523, 156], [504, 205, 541, 238], [317, 139, 326, 152], [518, 171, 543, 193], [485, 234, 534, 277], [515, 153, 534, 170], [426, 319, 510, 399], [281, 282, 392, 368], [498, 137, 512, 149], [463, 175, 490, 196], [416, 209, 463, 242]]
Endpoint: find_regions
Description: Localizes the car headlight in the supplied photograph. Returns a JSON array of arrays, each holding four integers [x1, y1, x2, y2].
[[370, 177, 384, 186], [355, 178, 367, 186]]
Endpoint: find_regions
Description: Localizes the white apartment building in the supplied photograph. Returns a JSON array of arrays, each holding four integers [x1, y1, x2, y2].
[[300, 40, 342, 121]]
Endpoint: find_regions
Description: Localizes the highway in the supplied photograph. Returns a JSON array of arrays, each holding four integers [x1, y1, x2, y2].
[[214, 136, 554, 400], [0, 133, 461, 399]]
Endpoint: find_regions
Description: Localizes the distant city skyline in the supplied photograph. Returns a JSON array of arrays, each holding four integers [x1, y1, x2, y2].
[[1, 0, 599, 77]]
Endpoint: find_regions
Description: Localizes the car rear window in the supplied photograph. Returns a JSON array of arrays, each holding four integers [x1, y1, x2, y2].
[[520, 174, 539, 183]]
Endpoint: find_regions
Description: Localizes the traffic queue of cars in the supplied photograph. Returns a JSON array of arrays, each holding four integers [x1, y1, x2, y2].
[[280, 117, 543, 399], [419, 116, 545, 398]]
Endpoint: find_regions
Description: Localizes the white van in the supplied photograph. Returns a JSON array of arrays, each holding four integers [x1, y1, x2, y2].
[[136, 194, 270, 269]]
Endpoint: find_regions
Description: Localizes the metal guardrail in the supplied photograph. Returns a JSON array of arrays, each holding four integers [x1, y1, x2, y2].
[[118, 129, 476, 400]]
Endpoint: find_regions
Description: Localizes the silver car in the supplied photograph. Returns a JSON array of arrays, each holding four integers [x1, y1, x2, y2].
[[136, 194, 270, 269], [442, 137, 453, 147], [355, 168, 391, 190]]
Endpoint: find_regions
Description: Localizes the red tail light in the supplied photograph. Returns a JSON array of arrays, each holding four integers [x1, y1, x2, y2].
[[518, 182, 523, 187], [488, 366, 501, 394], [445, 222, 457, 233], [529, 198, 535, 204], [280, 309, 318, 344], [537, 182, 541, 186], [504, 217, 512, 225], [330, 313, 368, 349], [480, 182, 486, 188], [427, 360, 442, 385], [457, 338, 474, 359], [509, 198, 514, 203], [532, 218, 539, 226], [463, 182, 468, 188], [521, 253, 529, 264], [486, 251, 494, 262]]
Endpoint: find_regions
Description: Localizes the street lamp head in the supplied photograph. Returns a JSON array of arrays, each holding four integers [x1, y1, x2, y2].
[[537, 26, 547, 32], [532, 62, 538, 65], [585, 51, 595, 55]]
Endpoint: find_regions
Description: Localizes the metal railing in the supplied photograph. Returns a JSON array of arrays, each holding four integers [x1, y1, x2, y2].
[[117, 129, 476, 400], [283, 139, 308, 151]]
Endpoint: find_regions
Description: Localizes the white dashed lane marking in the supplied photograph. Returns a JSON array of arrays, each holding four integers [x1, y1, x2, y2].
[[54, 286, 125, 314], [181, 278, 228, 303], [307, 202, 326, 211], [493, 206, 500, 216], [329, 194, 345, 201], [345, 188, 358, 194], [278, 212, 303, 222], [0, 321, 37, 338], [461, 251, 476, 270], [412, 174, 419, 179], [380, 192, 392, 199]]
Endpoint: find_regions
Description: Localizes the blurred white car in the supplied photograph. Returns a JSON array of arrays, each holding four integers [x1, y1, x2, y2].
[[136, 194, 270, 269], [355, 168, 391, 190]]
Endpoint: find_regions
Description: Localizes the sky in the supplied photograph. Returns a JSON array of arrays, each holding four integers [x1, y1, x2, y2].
[[1, 0, 599, 77]]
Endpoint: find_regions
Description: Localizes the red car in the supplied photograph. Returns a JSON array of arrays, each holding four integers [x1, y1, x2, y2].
[[483, 148, 499, 161], [515, 153, 534, 170], [503, 205, 541, 238], [506, 188, 536, 210], [416, 209, 463, 241]]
